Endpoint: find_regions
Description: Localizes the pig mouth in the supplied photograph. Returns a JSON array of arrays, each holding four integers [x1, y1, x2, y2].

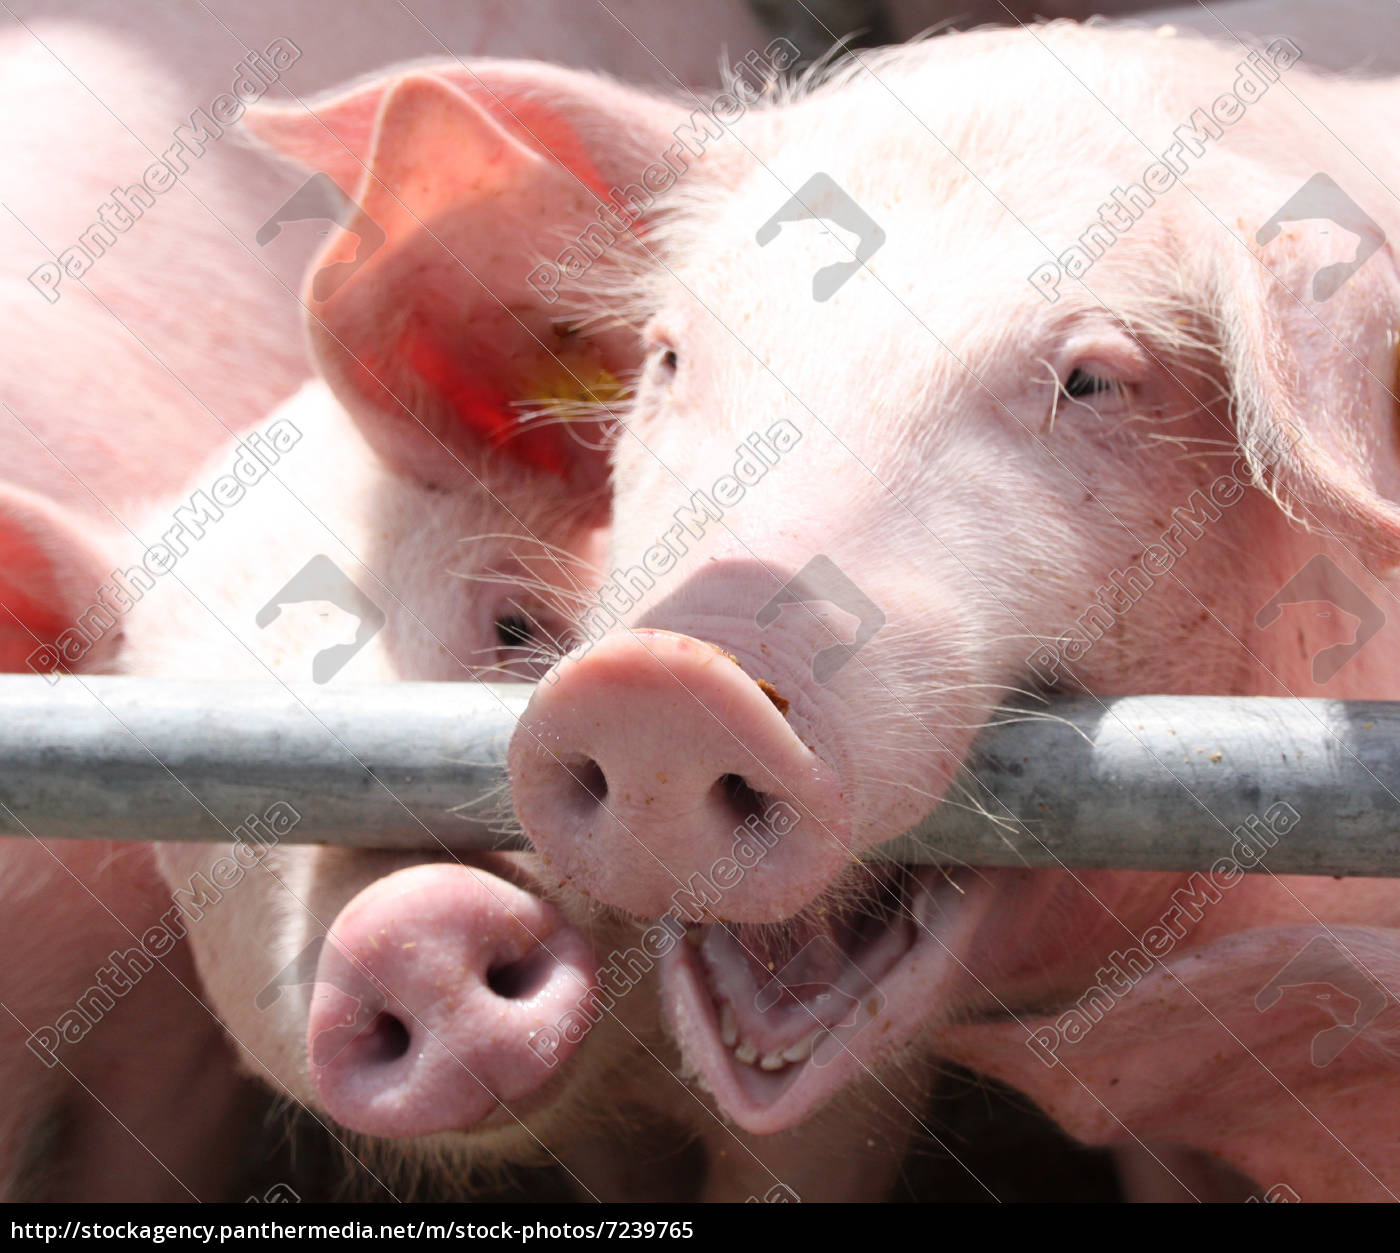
[[661, 862, 996, 1134]]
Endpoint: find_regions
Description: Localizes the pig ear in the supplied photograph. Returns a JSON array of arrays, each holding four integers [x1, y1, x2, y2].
[[0, 488, 117, 674], [246, 65, 708, 518], [241, 75, 386, 194], [1219, 177, 1400, 568]]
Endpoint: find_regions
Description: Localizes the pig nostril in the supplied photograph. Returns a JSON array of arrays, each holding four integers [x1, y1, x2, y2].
[[715, 773, 768, 826], [567, 758, 608, 805], [487, 948, 557, 1000], [357, 1012, 412, 1066]]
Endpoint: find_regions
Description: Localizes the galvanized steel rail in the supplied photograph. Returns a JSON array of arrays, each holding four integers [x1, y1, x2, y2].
[[0, 676, 1396, 877]]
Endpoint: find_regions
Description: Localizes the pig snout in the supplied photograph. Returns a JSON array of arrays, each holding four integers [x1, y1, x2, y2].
[[508, 629, 850, 921], [306, 864, 598, 1139]]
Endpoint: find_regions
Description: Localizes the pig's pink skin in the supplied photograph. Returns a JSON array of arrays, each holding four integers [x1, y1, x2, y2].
[[941, 922, 1400, 1202], [508, 22, 1400, 1193], [0, 486, 247, 1200], [116, 381, 634, 1167], [0, 838, 248, 1201], [105, 51, 715, 1187], [95, 54, 697, 1182], [113, 370, 730, 1184]]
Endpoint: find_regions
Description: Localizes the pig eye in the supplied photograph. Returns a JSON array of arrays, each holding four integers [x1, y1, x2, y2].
[[495, 613, 534, 648], [491, 603, 572, 680], [1062, 368, 1115, 399], [642, 318, 681, 382]]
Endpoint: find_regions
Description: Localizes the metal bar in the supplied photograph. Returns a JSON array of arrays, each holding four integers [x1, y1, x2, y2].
[[880, 695, 1400, 878], [1, 677, 1398, 877], [0, 676, 531, 851]]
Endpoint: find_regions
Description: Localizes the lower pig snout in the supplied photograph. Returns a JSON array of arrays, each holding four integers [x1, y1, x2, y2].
[[509, 630, 850, 921], [306, 864, 597, 1138]]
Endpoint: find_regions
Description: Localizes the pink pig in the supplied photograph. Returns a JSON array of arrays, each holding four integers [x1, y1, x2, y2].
[[502, 22, 1400, 1199], [0, 831, 250, 1200]]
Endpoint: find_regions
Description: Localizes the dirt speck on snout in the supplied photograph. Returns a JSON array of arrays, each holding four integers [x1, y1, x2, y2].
[[756, 678, 790, 716], [701, 638, 791, 717]]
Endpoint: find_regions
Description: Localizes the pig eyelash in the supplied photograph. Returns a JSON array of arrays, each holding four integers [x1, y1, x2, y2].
[[1057, 366, 1132, 408], [491, 601, 567, 650], [454, 535, 601, 613], [450, 549, 597, 681], [1062, 368, 1115, 399], [467, 564, 595, 616], [476, 608, 573, 683], [490, 597, 574, 664], [1042, 367, 1132, 435]]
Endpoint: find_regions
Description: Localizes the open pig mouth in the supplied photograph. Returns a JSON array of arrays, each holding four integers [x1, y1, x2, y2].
[[661, 861, 998, 1135]]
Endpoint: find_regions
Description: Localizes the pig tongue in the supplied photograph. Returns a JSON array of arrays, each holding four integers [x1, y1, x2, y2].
[[662, 865, 993, 1134]]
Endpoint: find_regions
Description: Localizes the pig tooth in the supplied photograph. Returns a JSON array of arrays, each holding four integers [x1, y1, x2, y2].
[[759, 1050, 787, 1071], [720, 1003, 738, 1048], [734, 1039, 758, 1065], [782, 1032, 817, 1063]]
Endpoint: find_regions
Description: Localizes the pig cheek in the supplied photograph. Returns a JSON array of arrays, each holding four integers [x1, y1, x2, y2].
[[155, 845, 470, 1107]]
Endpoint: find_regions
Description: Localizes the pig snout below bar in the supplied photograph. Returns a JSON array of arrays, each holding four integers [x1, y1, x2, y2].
[[507, 630, 851, 921], [4, 677, 1400, 877], [306, 863, 598, 1138]]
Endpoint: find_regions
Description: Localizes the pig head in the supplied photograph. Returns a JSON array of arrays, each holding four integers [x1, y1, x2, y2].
[[503, 23, 1400, 1196]]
